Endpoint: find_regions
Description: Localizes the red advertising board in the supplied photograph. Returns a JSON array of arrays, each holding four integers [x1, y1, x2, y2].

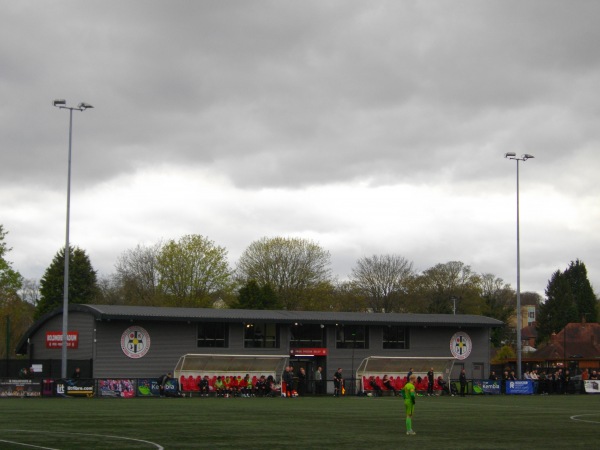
[[46, 331, 79, 349], [290, 348, 328, 356]]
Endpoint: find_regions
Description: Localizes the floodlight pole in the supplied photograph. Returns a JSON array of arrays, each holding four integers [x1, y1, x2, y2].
[[53, 100, 93, 378], [504, 152, 534, 379]]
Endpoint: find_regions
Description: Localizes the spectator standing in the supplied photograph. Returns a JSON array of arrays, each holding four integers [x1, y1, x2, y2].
[[283, 366, 295, 397], [427, 368, 435, 396], [333, 368, 344, 397], [71, 367, 81, 379], [403, 374, 417, 435], [459, 369, 467, 397], [297, 367, 307, 396], [563, 369, 570, 394], [530, 370, 539, 394], [314, 366, 324, 395]]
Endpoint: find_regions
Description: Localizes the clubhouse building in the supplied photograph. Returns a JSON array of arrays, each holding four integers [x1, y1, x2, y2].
[[16, 304, 502, 392]]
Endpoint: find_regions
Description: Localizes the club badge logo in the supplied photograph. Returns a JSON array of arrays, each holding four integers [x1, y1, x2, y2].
[[450, 332, 472, 360], [121, 326, 151, 359]]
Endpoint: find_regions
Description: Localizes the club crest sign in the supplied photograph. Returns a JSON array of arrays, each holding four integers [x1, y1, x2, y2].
[[450, 332, 472, 360], [121, 326, 151, 359]]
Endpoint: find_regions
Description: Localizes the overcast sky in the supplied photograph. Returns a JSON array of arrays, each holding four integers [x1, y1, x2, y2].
[[2, 1, 599, 299]]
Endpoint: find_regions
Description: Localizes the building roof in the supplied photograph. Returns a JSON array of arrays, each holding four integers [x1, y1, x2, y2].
[[79, 304, 504, 326], [531, 322, 600, 360], [16, 304, 503, 354]]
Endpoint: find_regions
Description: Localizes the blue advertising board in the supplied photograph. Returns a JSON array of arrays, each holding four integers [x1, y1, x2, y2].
[[505, 380, 533, 395]]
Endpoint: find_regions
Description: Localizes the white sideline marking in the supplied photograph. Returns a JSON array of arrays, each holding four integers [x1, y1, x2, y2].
[[0, 439, 59, 449], [570, 414, 600, 424], [2, 430, 164, 450]]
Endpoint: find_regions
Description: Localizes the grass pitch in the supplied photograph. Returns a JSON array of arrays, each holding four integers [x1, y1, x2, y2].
[[1, 394, 599, 449]]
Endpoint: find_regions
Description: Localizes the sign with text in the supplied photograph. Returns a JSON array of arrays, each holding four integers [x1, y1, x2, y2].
[[0, 380, 41, 397], [290, 348, 328, 356], [506, 380, 534, 395], [46, 331, 79, 349], [55, 378, 95, 397], [480, 380, 501, 394]]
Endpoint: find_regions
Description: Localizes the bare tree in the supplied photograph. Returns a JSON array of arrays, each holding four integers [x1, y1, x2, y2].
[[115, 242, 162, 305], [350, 254, 415, 313], [480, 273, 515, 346]]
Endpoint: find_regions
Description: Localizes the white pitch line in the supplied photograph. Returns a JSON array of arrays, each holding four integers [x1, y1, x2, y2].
[[570, 414, 600, 424], [0, 439, 59, 449], [3, 430, 164, 450]]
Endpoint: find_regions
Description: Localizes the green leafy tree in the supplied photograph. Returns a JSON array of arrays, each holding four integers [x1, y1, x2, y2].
[[537, 270, 578, 344], [563, 259, 598, 322], [0, 225, 33, 358], [36, 246, 99, 319], [491, 345, 516, 365], [235, 279, 280, 309], [235, 236, 332, 310], [349, 254, 415, 313], [0, 225, 23, 301], [413, 261, 483, 314], [156, 234, 232, 307]]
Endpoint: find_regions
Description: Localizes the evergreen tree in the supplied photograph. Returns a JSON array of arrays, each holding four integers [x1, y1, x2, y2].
[[537, 270, 578, 344], [235, 279, 280, 310], [36, 246, 99, 319], [563, 259, 598, 322]]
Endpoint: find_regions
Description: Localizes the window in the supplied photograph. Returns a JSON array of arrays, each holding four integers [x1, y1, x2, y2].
[[336, 325, 368, 349], [383, 326, 409, 349], [197, 323, 228, 348], [290, 324, 326, 348], [244, 323, 279, 348]]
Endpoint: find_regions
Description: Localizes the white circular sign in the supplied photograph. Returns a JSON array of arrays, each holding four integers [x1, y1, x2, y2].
[[121, 326, 151, 359], [450, 332, 472, 360]]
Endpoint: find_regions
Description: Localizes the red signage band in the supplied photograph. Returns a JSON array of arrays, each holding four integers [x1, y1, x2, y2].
[[46, 331, 79, 349], [291, 348, 328, 356]]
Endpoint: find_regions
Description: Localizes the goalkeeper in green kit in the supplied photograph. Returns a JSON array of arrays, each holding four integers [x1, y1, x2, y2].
[[403, 374, 417, 435]]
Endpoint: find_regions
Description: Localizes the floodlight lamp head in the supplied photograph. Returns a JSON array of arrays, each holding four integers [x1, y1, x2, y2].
[[78, 102, 94, 110], [53, 99, 66, 107], [522, 154, 535, 161]]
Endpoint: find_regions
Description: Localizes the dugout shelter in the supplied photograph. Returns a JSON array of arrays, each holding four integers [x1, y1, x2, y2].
[[357, 356, 456, 394]]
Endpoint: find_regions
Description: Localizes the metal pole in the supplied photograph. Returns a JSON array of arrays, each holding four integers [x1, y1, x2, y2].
[[505, 153, 533, 379], [54, 100, 92, 379], [5, 316, 9, 377], [61, 108, 73, 379], [515, 159, 522, 379]]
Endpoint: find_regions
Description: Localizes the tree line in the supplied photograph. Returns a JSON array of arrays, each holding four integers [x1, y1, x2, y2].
[[1, 225, 598, 357]]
